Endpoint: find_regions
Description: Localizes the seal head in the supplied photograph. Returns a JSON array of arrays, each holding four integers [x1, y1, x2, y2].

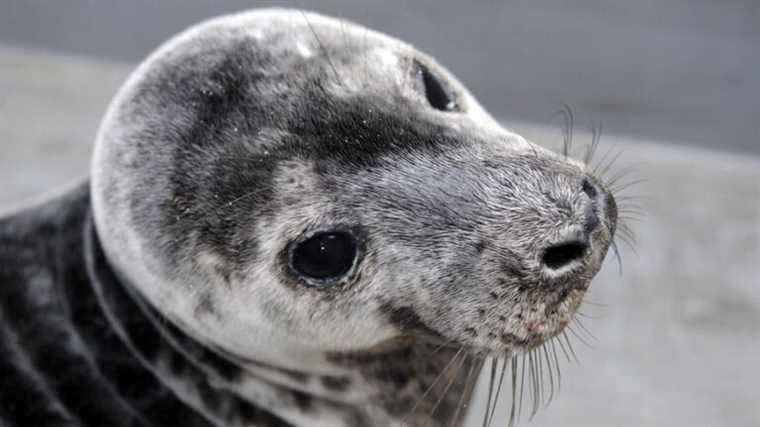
[[92, 9, 616, 370]]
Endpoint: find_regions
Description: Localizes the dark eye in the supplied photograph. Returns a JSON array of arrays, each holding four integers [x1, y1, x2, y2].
[[414, 60, 458, 112], [290, 231, 358, 281]]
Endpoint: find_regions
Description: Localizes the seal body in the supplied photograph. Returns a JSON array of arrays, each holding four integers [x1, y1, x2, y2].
[[0, 9, 617, 426]]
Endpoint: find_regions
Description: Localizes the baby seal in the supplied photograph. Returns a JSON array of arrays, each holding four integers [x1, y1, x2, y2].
[[0, 8, 617, 427]]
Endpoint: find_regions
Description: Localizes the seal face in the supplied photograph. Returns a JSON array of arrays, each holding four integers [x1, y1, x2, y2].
[[1, 8, 619, 427]]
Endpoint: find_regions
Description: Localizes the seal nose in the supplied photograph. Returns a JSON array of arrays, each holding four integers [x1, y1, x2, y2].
[[540, 177, 601, 271]]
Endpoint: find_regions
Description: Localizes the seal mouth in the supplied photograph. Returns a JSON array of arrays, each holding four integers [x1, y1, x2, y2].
[[492, 285, 588, 355], [371, 282, 590, 360]]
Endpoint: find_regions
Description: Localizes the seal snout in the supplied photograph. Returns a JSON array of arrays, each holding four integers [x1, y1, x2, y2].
[[539, 176, 610, 272]]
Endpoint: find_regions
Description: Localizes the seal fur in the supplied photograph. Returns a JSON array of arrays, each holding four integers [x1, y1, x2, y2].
[[1, 8, 617, 426]]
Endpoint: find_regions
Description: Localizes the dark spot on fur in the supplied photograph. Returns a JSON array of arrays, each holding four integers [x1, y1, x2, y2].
[[281, 196, 298, 206], [321, 375, 351, 391], [498, 315, 506, 322], [198, 382, 223, 412], [236, 399, 292, 426], [378, 302, 443, 339], [326, 340, 414, 366], [213, 263, 233, 287], [194, 292, 218, 318], [464, 327, 477, 337], [212, 345, 309, 383], [499, 333, 512, 344], [381, 366, 411, 388], [169, 352, 188, 376], [292, 390, 312, 412], [477, 308, 486, 317], [324, 341, 419, 392], [489, 291, 499, 300], [282, 369, 310, 383], [380, 393, 415, 416], [343, 410, 372, 427]]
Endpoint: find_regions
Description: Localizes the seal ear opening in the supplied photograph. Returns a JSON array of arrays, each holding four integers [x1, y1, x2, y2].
[[413, 60, 459, 112]]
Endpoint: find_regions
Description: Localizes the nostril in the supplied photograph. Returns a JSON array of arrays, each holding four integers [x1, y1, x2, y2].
[[581, 177, 598, 199], [581, 177, 602, 234], [542, 240, 588, 270]]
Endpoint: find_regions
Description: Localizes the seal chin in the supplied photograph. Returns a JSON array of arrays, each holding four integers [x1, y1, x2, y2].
[[506, 287, 586, 355], [452, 282, 591, 358]]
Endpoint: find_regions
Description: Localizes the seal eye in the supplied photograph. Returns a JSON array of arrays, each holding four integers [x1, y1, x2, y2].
[[291, 231, 357, 281], [414, 61, 458, 112]]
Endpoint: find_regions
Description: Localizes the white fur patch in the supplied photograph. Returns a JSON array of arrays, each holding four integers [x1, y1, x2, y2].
[[295, 41, 313, 58]]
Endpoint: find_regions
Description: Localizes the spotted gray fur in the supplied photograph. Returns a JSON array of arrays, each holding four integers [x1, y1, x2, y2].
[[1, 8, 617, 427]]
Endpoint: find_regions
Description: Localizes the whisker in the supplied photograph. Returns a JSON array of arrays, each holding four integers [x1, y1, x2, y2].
[[536, 348, 548, 409], [583, 121, 603, 166], [404, 348, 464, 419], [528, 143, 541, 162], [561, 331, 580, 363], [609, 240, 623, 275], [567, 325, 593, 349], [615, 194, 650, 202], [618, 223, 638, 243], [549, 339, 562, 391], [541, 344, 556, 406], [429, 337, 460, 356], [450, 357, 478, 427], [617, 210, 646, 220], [487, 356, 509, 427], [617, 235, 638, 255], [619, 211, 646, 225], [558, 103, 575, 159], [528, 350, 540, 419], [537, 349, 545, 413], [555, 333, 573, 363], [575, 309, 601, 320], [299, 10, 344, 86], [610, 178, 649, 195], [481, 357, 497, 427], [597, 149, 625, 181], [578, 298, 607, 308], [590, 145, 617, 177], [614, 227, 638, 252], [572, 318, 597, 342], [603, 163, 639, 184], [429, 353, 469, 416], [518, 354, 527, 420], [508, 357, 519, 427], [616, 201, 649, 214]]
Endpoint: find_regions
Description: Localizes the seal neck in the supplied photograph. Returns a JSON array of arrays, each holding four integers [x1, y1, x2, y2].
[[83, 213, 297, 425], [83, 212, 481, 426]]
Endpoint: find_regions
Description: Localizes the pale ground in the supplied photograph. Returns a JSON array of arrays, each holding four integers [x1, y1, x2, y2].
[[1, 47, 758, 427]]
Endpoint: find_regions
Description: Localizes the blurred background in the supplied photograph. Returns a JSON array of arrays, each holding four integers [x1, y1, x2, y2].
[[1, 1, 758, 426]]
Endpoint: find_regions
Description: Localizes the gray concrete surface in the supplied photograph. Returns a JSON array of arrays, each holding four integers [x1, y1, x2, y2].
[[1, 0, 759, 155], [1, 46, 759, 426]]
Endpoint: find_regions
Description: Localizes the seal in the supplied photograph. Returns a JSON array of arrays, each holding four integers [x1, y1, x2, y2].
[[0, 9, 618, 426]]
